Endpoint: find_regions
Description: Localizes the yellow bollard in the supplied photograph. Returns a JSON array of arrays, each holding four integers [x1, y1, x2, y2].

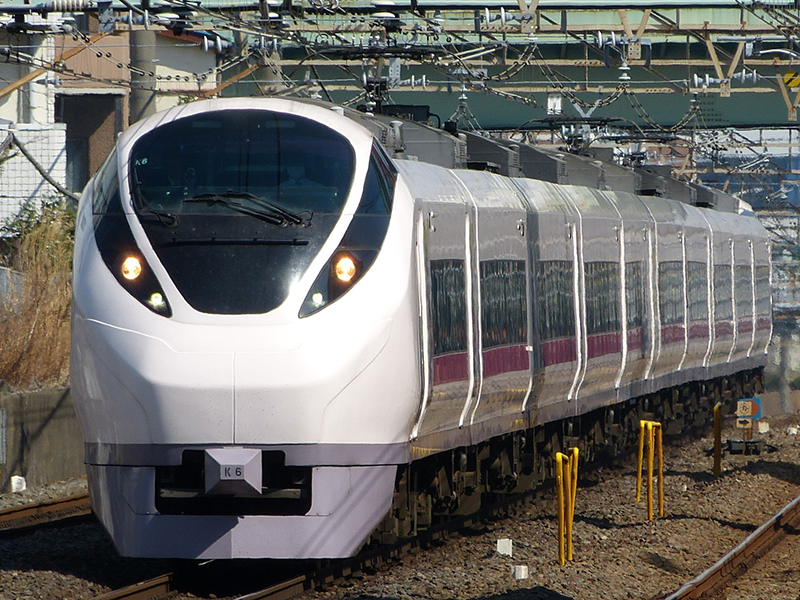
[[713, 403, 722, 476], [556, 447, 580, 565], [556, 452, 565, 565], [656, 424, 664, 518], [636, 420, 664, 520], [636, 419, 646, 502]]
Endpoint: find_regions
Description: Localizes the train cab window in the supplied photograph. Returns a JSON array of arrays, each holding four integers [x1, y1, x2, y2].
[[687, 261, 709, 322], [658, 261, 684, 325], [584, 261, 620, 335], [735, 264, 753, 319], [755, 265, 771, 316], [357, 141, 396, 215], [430, 259, 468, 355], [92, 149, 121, 216], [480, 260, 527, 348], [536, 260, 575, 341], [714, 264, 733, 321], [625, 261, 645, 329]]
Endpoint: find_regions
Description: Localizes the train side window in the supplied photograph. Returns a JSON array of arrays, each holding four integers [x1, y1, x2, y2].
[[536, 260, 575, 341], [734, 264, 752, 319], [585, 261, 620, 335], [480, 259, 527, 349], [713, 264, 733, 321], [430, 259, 467, 355], [625, 261, 645, 329], [687, 261, 709, 322], [658, 261, 684, 325], [357, 142, 397, 215], [92, 149, 121, 216]]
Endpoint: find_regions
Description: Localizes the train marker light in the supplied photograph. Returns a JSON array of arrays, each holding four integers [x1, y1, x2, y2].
[[121, 256, 142, 280], [149, 292, 165, 308], [335, 256, 357, 282], [311, 292, 324, 306]]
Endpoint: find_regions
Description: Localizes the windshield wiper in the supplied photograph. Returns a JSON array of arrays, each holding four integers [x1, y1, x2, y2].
[[185, 191, 310, 227], [138, 204, 180, 228]]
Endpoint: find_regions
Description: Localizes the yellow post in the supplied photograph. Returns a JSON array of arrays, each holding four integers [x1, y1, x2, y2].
[[647, 423, 655, 521], [656, 424, 664, 518], [636, 419, 646, 502], [713, 403, 722, 476], [556, 448, 580, 565], [637, 420, 664, 520], [563, 453, 572, 561], [556, 452, 565, 565], [567, 447, 579, 561]]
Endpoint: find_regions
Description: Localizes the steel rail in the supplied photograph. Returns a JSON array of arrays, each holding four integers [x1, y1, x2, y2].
[[664, 492, 800, 600], [0, 492, 92, 532], [92, 574, 175, 600]]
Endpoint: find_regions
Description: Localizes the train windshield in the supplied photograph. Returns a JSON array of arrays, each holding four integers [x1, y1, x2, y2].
[[127, 109, 358, 315], [130, 110, 355, 218]]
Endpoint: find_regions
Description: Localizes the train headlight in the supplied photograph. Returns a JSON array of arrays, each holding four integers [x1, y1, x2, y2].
[[299, 140, 396, 318], [335, 256, 357, 282], [121, 256, 142, 280], [95, 212, 172, 318]]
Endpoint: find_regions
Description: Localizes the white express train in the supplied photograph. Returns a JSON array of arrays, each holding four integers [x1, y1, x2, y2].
[[71, 97, 771, 559]]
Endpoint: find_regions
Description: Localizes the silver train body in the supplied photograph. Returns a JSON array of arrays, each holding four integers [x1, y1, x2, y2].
[[71, 97, 771, 559]]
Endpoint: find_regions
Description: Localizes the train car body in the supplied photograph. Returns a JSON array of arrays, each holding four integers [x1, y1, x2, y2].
[[70, 97, 771, 559]]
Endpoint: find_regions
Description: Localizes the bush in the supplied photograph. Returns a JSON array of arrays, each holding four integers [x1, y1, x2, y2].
[[0, 198, 75, 389]]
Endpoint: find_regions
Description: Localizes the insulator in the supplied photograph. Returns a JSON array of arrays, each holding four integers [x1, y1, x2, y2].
[[48, 0, 94, 12]]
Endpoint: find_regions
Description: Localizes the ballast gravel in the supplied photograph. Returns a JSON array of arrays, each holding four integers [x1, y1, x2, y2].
[[1, 411, 800, 599]]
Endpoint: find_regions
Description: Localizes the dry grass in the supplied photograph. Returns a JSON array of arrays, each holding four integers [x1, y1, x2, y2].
[[0, 201, 74, 389]]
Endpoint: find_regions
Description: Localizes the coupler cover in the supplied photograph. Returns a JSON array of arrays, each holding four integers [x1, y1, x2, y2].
[[204, 448, 262, 495]]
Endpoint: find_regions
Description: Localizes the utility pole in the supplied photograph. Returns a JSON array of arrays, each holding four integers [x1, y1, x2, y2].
[[130, 28, 157, 125]]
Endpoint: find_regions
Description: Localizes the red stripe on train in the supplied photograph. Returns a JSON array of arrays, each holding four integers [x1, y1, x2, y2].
[[628, 328, 643, 350], [587, 332, 622, 359], [543, 338, 577, 367], [715, 320, 734, 337], [688, 321, 709, 340], [432, 353, 469, 386], [482, 344, 530, 378], [661, 323, 685, 345]]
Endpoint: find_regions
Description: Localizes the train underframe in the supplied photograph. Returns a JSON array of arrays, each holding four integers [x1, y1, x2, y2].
[[371, 368, 764, 545]]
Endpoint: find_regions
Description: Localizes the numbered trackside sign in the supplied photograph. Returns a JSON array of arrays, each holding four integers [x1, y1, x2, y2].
[[736, 398, 762, 420]]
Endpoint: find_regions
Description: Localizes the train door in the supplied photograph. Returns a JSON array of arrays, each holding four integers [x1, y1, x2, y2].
[[709, 229, 735, 368], [456, 178, 531, 436], [645, 199, 688, 386], [571, 189, 624, 411], [608, 193, 652, 396], [731, 235, 754, 364], [415, 200, 476, 439], [753, 238, 772, 356], [682, 208, 713, 375]]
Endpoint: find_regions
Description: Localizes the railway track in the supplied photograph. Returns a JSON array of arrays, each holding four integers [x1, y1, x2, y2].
[[93, 487, 800, 600], [0, 492, 92, 533], [91, 484, 551, 600], [665, 492, 800, 599]]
